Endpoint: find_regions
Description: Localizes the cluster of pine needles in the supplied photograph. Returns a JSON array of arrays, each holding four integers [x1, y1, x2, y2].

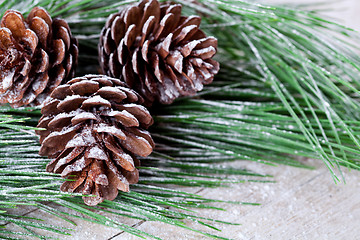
[[1, 0, 360, 239]]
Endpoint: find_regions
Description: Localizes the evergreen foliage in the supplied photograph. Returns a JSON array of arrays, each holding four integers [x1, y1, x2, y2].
[[1, 0, 360, 239]]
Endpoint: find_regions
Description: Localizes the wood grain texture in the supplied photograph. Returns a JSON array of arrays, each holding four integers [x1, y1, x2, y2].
[[5, 159, 360, 239], [116, 159, 360, 240]]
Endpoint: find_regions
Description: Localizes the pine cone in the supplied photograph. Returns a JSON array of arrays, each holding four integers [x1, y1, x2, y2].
[[98, 0, 219, 106], [0, 7, 78, 107], [37, 74, 154, 206]]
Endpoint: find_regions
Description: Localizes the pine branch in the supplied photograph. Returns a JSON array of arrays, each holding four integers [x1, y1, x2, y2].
[[0, 109, 264, 239], [1, 0, 360, 239], [176, 0, 360, 181]]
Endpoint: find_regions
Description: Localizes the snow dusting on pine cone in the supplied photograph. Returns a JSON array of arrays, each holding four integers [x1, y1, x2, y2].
[[37, 74, 154, 206], [98, 0, 219, 106], [0, 7, 78, 107]]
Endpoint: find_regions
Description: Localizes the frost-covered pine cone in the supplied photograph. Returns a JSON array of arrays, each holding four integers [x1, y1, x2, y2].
[[0, 7, 78, 107], [37, 74, 154, 206], [98, 0, 219, 106]]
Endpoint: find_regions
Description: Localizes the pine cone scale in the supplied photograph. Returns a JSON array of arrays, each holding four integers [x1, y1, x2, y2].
[[36, 49, 49, 72], [82, 95, 112, 109], [61, 155, 91, 177], [0, 28, 14, 51], [55, 147, 86, 173], [105, 166, 129, 192], [102, 109, 139, 127], [140, 17, 155, 46], [103, 134, 135, 171], [40, 99, 60, 115], [124, 24, 137, 47], [1, 11, 26, 40], [47, 66, 66, 90], [95, 123, 126, 140], [70, 80, 99, 95], [143, 1, 161, 26], [57, 96, 87, 112], [103, 28, 113, 55], [56, 26, 71, 50], [121, 132, 152, 157], [60, 172, 86, 192], [0, 71, 14, 93], [6, 77, 28, 103], [28, 7, 52, 28], [155, 33, 172, 59], [110, 16, 123, 45], [124, 6, 140, 30], [33, 73, 49, 95], [52, 39, 66, 66], [97, 87, 127, 102], [30, 17, 49, 47], [40, 124, 80, 156], [47, 112, 73, 129]]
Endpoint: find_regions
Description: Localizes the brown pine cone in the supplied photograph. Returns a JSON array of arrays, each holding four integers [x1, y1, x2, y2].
[[98, 0, 219, 106], [37, 74, 154, 206], [0, 7, 78, 107]]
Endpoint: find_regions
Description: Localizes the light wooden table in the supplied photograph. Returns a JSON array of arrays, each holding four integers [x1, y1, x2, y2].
[[5, 158, 360, 239]]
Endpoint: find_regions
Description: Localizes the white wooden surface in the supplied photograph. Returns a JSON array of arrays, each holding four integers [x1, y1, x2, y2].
[[5, 159, 360, 239], [114, 159, 360, 240], [4, 1, 360, 239]]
